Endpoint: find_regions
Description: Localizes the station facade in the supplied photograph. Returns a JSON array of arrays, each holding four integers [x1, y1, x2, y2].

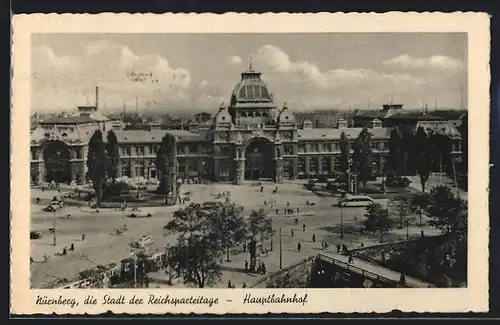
[[30, 67, 463, 185]]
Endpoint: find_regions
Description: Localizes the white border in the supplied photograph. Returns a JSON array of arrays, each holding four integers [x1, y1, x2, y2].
[[11, 13, 490, 314]]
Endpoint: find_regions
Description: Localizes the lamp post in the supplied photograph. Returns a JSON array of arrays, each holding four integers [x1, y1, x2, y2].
[[52, 218, 56, 246], [340, 203, 344, 239], [270, 229, 274, 251], [279, 228, 282, 269]]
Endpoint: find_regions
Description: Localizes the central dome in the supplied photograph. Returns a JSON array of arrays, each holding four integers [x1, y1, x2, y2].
[[230, 68, 273, 105]]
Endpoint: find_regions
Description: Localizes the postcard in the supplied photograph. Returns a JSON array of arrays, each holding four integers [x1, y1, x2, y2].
[[11, 12, 490, 314]]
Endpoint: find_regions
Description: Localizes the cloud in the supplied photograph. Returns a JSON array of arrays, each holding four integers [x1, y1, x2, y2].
[[382, 53, 464, 71], [32, 41, 466, 113], [226, 55, 242, 66], [32, 41, 195, 111], [251, 45, 435, 109], [199, 80, 209, 88]]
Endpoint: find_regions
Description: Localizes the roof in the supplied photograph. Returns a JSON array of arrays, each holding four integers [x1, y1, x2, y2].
[[230, 68, 274, 105], [114, 130, 211, 144], [413, 121, 462, 138], [387, 112, 443, 121], [230, 102, 277, 109], [428, 110, 467, 120], [297, 127, 391, 140]]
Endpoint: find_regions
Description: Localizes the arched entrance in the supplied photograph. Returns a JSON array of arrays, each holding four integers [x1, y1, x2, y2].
[[43, 141, 71, 183], [244, 138, 275, 180]]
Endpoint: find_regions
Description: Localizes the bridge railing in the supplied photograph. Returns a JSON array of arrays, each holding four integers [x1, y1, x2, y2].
[[317, 253, 400, 286], [250, 256, 316, 288]]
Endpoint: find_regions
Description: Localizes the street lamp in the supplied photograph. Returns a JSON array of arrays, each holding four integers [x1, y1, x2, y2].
[[130, 252, 138, 288], [279, 228, 282, 269], [340, 203, 344, 239]]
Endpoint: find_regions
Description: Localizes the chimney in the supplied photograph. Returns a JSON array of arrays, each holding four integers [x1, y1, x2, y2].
[[95, 86, 99, 110]]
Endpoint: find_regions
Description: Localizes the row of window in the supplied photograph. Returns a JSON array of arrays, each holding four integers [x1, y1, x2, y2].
[[297, 141, 389, 153], [119, 144, 214, 157]]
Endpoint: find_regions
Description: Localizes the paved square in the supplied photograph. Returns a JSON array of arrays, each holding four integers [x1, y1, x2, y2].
[[30, 180, 441, 288]]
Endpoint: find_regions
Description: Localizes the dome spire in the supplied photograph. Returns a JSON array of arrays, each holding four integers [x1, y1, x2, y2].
[[249, 55, 253, 70]]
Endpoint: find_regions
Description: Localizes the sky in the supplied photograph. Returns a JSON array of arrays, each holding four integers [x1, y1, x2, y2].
[[31, 33, 467, 113]]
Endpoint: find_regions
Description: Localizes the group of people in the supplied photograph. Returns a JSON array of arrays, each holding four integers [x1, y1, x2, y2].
[[244, 260, 267, 275], [215, 190, 231, 199]]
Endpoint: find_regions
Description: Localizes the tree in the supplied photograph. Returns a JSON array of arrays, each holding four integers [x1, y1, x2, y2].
[[339, 131, 351, 174], [425, 185, 467, 239], [414, 126, 432, 192], [164, 203, 223, 288], [208, 201, 247, 262], [86, 130, 107, 206], [389, 197, 411, 229], [458, 114, 468, 174], [249, 208, 273, 243], [352, 128, 374, 187], [247, 208, 273, 270], [106, 130, 120, 183], [362, 203, 394, 243], [411, 192, 432, 226], [425, 185, 468, 285], [388, 128, 403, 176], [156, 133, 178, 205]]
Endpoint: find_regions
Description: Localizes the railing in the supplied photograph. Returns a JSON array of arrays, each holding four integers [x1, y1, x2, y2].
[[316, 253, 398, 285], [250, 256, 316, 288]]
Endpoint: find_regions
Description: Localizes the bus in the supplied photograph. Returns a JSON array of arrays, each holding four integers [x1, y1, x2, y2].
[[338, 195, 374, 207]]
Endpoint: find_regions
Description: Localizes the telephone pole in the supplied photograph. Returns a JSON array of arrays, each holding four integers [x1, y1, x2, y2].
[[340, 204, 344, 239], [52, 218, 56, 246], [279, 228, 282, 269]]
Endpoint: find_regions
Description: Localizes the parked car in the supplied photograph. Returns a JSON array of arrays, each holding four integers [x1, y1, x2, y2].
[[126, 210, 153, 218], [138, 235, 155, 247], [30, 231, 43, 239], [386, 176, 411, 188]]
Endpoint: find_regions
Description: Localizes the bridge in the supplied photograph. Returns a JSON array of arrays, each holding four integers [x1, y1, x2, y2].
[[252, 250, 433, 288], [315, 252, 432, 288]]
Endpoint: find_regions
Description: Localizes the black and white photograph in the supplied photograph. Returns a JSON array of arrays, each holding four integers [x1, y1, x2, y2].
[[28, 31, 469, 290], [11, 13, 490, 314]]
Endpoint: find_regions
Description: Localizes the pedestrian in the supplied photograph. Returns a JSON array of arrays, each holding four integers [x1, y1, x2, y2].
[[264, 200, 267, 206], [398, 273, 406, 286], [297, 242, 301, 252], [261, 262, 266, 274], [81, 234, 85, 241], [421, 229, 425, 237], [360, 242, 364, 248], [276, 208, 279, 215], [297, 207, 300, 214], [342, 244, 348, 253], [62, 247, 67, 255], [70, 243, 74, 251], [242, 282, 247, 288], [294, 218, 298, 225], [228, 280, 233, 288], [67, 212, 71, 218], [324, 242, 329, 250], [287, 201, 290, 208], [36, 197, 40, 204], [312, 234, 316, 243], [348, 254, 354, 264], [291, 229, 294, 237], [260, 186, 264, 192], [336, 244, 341, 253], [245, 260, 248, 271], [303, 224, 306, 232]]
